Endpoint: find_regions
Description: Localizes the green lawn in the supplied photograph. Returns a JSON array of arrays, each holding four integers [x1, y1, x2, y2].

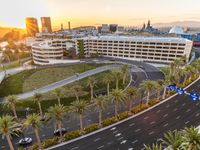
[[0, 61, 21, 71], [0, 63, 106, 97]]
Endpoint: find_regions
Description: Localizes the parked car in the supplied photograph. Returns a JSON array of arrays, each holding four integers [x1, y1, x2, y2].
[[54, 128, 67, 136]]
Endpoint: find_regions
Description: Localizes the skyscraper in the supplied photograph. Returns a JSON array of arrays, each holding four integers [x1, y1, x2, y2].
[[41, 17, 52, 33], [68, 21, 71, 30], [109, 24, 118, 32], [25, 17, 39, 37]]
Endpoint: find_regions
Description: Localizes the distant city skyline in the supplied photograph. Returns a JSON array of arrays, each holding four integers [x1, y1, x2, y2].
[[1, 0, 200, 29]]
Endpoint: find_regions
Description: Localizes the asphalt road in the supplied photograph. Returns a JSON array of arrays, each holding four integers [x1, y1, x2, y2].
[[0, 60, 164, 149], [48, 78, 200, 150]]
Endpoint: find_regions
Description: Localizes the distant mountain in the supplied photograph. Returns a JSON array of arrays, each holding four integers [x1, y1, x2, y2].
[[0, 26, 25, 38], [153, 21, 200, 28]]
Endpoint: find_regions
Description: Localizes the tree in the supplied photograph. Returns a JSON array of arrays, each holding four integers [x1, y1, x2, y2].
[[70, 84, 83, 101], [24, 114, 42, 149], [0, 115, 20, 150], [33, 93, 43, 118], [140, 80, 156, 106], [161, 130, 183, 150], [102, 74, 113, 96], [47, 105, 67, 142], [121, 64, 129, 85], [181, 127, 200, 150], [112, 70, 122, 90], [14, 49, 20, 64], [144, 143, 163, 150], [70, 100, 87, 133], [87, 77, 97, 102], [110, 89, 127, 118], [155, 80, 163, 101], [5, 95, 18, 120], [125, 87, 137, 112], [52, 88, 63, 105], [94, 95, 108, 127]]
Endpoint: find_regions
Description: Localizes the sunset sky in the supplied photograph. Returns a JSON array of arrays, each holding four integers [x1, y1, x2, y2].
[[1, 0, 200, 29]]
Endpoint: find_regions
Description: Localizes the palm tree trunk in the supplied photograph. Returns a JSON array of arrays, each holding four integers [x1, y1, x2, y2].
[[123, 73, 126, 85], [57, 97, 61, 105], [38, 102, 43, 118], [157, 90, 160, 101], [115, 102, 118, 118], [107, 83, 110, 96], [183, 75, 187, 86], [75, 93, 79, 101], [34, 128, 42, 149], [79, 114, 83, 133], [116, 79, 119, 90], [98, 109, 102, 127], [162, 87, 167, 99], [146, 91, 150, 106], [58, 121, 63, 142], [6, 134, 14, 150], [12, 105, 18, 120], [90, 86, 94, 102]]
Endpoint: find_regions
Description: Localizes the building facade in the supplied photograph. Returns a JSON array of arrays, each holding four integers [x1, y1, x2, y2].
[[41, 17, 52, 33], [81, 36, 192, 64], [25, 17, 39, 37]]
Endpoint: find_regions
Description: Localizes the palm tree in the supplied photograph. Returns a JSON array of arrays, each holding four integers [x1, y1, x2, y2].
[[102, 74, 113, 96], [5, 95, 18, 120], [110, 89, 127, 118], [47, 105, 67, 142], [70, 84, 83, 101], [121, 64, 129, 85], [155, 80, 163, 101], [181, 127, 200, 150], [144, 143, 163, 150], [161, 130, 183, 150], [125, 87, 137, 112], [33, 93, 43, 118], [0, 115, 20, 150], [52, 88, 63, 105], [87, 77, 97, 102], [24, 114, 42, 149], [94, 95, 108, 127], [70, 100, 87, 133], [112, 70, 122, 90], [139, 80, 156, 106], [185, 65, 196, 82], [14, 49, 20, 64]]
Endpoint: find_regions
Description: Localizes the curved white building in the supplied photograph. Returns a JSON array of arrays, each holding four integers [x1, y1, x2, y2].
[[169, 26, 184, 35], [32, 39, 74, 65]]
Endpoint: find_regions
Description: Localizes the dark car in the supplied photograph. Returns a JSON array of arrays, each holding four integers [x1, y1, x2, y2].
[[54, 128, 67, 136], [18, 137, 33, 146]]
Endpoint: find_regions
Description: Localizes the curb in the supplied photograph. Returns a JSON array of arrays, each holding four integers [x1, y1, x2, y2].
[[46, 76, 200, 150]]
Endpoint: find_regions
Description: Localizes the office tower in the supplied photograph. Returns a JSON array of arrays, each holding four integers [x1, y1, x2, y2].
[[109, 24, 118, 32], [25, 17, 39, 37], [68, 21, 71, 30], [101, 24, 109, 33], [41, 17, 52, 33], [61, 24, 63, 31]]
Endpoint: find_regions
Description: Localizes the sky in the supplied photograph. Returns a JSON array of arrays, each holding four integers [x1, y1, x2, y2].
[[1, 0, 200, 29]]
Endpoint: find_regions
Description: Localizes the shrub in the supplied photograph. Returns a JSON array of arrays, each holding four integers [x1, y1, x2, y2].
[[27, 143, 39, 150], [17, 147, 23, 150], [42, 137, 59, 148], [148, 99, 158, 106], [102, 117, 117, 127], [64, 130, 81, 141], [84, 123, 99, 134], [131, 104, 148, 114], [118, 111, 130, 120]]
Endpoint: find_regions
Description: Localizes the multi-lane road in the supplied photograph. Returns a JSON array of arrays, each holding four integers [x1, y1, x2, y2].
[[48, 78, 200, 150]]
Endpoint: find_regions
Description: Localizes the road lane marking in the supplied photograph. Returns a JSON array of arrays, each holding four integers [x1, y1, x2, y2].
[[117, 137, 124, 141], [71, 147, 79, 150], [120, 140, 127, 144], [196, 113, 200, 117], [113, 130, 118, 134], [97, 145, 104, 149], [182, 103, 186, 106], [115, 133, 121, 137], [135, 129, 141, 132], [163, 114, 168, 118], [186, 109, 191, 113], [128, 148, 134, 150], [94, 138, 101, 142], [185, 121, 190, 124], [176, 116, 180, 119], [129, 123, 135, 127], [150, 121, 155, 125], [163, 123, 168, 127], [110, 127, 116, 131], [149, 131, 155, 135], [166, 104, 170, 108], [156, 110, 161, 113], [173, 108, 178, 111], [144, 116, 149, 120], [132, 139, 138, 144]]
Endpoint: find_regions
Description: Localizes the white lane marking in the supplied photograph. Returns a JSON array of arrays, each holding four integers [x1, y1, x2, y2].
[[107, 141, 113, 145], [173, 108, 178, 111], [156, 110, 161, 113], [176, 116, 180, 119], [113, 130, 118, 134], [175, 100, 178, 103], [115, 133, 121, 137], [185, 121, 190, 124], [149, 131, 155, 135], [166, 104, 170, 108], [132, 139, 138, 144], [128, 148, 134, 150], [97, 145, 104, 149], [150, 121, 155, 125], [135, 129, 141, 132], [163, 114, 168, 118], [144, 116, 149, 120], [120, 140, 127, 144], [117, 137, 124, 141], [163, 123, 168, 127], [196, 103, 199, 106], [94, 138, 101, 142], [110, 127, 116, 131], [182, 103, 186, 106], [71, 147, 79, 150], [129, 123, 135, 127], [186, 109, 191, 113], [196, 113, 200, 117]]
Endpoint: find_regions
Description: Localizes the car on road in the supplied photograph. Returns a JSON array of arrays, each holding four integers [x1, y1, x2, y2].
[[18, 137, 33, 146], [138, 65, 145, 70], [54, 128, 67, 136]]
